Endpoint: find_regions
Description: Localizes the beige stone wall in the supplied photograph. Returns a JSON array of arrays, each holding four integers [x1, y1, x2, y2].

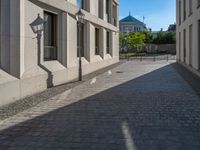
[[0, 0, 119, 107], [176, 0, 200, 70]]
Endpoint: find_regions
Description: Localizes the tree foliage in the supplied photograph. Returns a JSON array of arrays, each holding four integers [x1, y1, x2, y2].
[[127, 32, 145, 49], [141, 31, 153, 44], [119, 33, 127, 51], [152, 31, 176, 44], [119, 30, 176, 51]]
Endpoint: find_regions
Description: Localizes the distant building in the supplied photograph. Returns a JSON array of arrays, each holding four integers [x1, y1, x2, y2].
[[120, 13, 146, 34], [168, 24, 176, 32]]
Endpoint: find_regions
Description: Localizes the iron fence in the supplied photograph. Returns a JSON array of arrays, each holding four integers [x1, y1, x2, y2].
[[120, 54, 176, 62]]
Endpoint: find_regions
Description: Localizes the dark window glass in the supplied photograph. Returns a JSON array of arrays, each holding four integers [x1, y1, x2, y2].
[[99, 0, 101, 18], [183, 0, 186, 20], [179, 32, 181, 61], [106, 31, 110, 54], [183, 29, 186, 62], [44, 12, 57, 61], [198, 20, 200, 68], [106, 0, 110, 22], [179, 0, 181, 25], [106, 0, 109, 14], [198, 0, 200, 7], [77, 23, 84, 57], [112, 3, 117, 26], [95, 28, 100, 55], [189, 24, 193, 65], [189, 0, 193, 15]]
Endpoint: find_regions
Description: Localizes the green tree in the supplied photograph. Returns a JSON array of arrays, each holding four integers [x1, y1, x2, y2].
[[119, 33, 128, 52], [127, 32, 145, 50], [141, 31, 153, 44], [152, 31, 176, 44], [163, 31, 176, 44]]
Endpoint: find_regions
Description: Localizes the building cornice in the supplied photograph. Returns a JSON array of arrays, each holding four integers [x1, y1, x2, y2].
[[29, 0, 118, 32]]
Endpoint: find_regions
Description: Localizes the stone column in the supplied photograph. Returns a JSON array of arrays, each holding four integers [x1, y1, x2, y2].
[[57, 12, 68, 67], [0, 0, 25, 78], [1, 0, 11, 72]]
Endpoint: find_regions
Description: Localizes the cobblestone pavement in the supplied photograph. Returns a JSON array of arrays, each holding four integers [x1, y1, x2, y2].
[[0, 60, 200, 150]]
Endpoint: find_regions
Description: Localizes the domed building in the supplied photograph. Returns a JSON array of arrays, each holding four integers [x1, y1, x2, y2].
[[120, 13, 147, 33]]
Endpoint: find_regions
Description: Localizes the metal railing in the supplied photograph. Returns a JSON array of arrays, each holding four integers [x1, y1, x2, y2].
[[120, 53, 176, 62]]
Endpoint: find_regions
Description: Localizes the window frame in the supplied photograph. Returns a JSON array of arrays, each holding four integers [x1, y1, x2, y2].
[[179, 0, 181, 25], [189, 0, 193, 16], [95, 27, 100, 55], [106, 31, 110, 54], [198, 20, 200, 69], [183, 29, 186, 63], [106, 0, 110, 22], [189, 24, 193, 66], [43, 11, 58, 61], [179, 32, 181, 61], [197, 0, 200, 8], [183, 0, 186, 21]]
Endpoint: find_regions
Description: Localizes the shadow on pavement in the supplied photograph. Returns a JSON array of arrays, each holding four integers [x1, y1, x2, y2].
[[0, 64, 200, 150]]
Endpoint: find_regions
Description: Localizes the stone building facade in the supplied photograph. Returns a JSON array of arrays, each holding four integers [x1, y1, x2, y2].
[[176, 0, 200, 73], [0, 0, 119, 106]]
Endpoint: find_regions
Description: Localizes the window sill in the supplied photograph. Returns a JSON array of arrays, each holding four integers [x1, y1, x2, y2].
[[104, 54, 112, 60], [91, 55, 103, 63], [44, 59, 57, 62], [42, 60, 67, 72]]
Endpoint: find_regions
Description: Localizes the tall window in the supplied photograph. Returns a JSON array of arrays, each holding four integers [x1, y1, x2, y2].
[[77, 23, 84, 57], [179, 32, 181, 61], [198, 0, 200, 7], [95, 28, 100, 55], [98, 0, 102, 19], [198, 20, 200, 68], [106, 0, 110, 22], [106, 31, 110, 54], [183, 29, 186, 63], [179, 0, 181, 25], [189, 24, 193, 65], [189, 0, 193, 15], [44, 12, 57, 61], [183, 0, 187, 21], [112, 3, 117, 26]]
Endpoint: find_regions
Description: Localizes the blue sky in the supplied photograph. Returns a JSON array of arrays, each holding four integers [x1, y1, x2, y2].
[[119, 0, 176, 31]]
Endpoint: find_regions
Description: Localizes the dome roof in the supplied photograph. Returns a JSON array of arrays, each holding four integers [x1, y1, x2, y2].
[[120, 15, 144, 24]]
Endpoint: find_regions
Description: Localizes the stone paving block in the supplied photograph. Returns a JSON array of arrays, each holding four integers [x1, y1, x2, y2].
[[0, 60, 200, 150]]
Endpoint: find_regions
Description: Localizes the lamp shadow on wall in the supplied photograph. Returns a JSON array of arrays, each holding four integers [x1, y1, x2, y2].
[[29, 14, 54, 88], [36, 33, 54, 88]]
